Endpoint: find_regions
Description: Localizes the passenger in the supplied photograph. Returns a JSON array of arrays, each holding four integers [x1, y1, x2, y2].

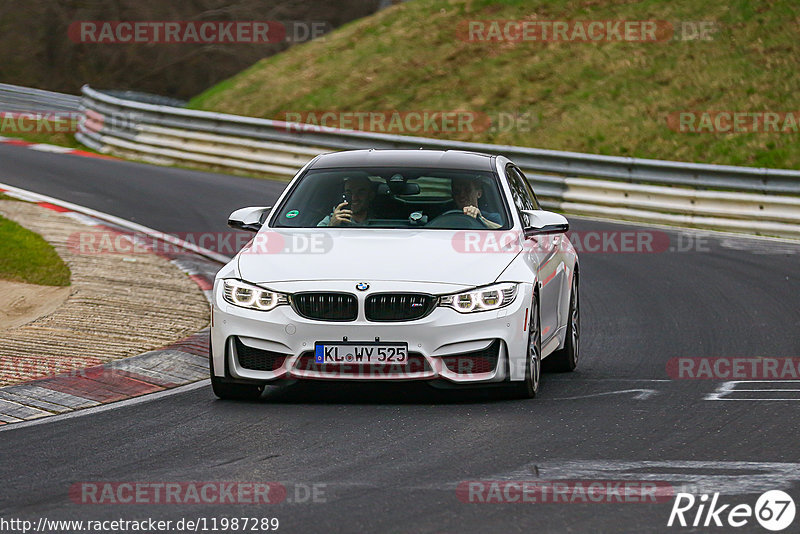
[[451, 176, 502, 229], [318, 175, 376, 227]]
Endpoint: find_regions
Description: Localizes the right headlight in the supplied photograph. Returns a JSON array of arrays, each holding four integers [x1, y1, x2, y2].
[[438, 282, 518, 313], [222, 279, 289, 311]]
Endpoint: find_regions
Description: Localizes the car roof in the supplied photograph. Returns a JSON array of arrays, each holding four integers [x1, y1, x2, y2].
[[307, 149, 495, 171]]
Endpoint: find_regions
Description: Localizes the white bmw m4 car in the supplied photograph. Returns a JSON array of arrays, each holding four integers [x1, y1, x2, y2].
[[210, 149, 579, 400]]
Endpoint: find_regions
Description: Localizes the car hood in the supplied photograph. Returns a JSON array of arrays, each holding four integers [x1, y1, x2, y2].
[[236, 228, 518, 286]]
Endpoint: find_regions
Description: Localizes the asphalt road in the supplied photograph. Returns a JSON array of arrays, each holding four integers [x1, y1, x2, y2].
[[1, 144, 799, 533]]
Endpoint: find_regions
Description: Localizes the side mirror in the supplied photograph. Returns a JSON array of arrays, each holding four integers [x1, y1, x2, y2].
[[228, 206, 272, 232], [521, 210, 569, 238]]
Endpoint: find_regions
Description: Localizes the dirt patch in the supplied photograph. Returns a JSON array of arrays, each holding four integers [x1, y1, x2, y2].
[[0, 280, 71, 330]]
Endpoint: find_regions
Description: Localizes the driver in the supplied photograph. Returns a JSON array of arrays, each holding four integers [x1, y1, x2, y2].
[[451, 176, 502, 229], [317, 175, 376, 227]]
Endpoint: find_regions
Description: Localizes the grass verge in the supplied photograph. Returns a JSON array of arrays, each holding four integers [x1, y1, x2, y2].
[[0, 214, 71, 286], [4, 130, 81, 148]]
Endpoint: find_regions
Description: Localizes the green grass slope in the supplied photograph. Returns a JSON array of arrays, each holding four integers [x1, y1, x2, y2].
[[0, 215, 71, 286], [190, 0, 800, 169]]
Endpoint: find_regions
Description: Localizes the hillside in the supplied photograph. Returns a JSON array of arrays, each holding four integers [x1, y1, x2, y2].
[[0, 0, 383, 98], [189, 0, 800, 169]]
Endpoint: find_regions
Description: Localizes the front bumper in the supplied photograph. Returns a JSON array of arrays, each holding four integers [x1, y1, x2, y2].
[[210, 280, 533, 383]]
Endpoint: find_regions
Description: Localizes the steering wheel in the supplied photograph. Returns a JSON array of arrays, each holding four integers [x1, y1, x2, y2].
[[426, 210, 488, 229]]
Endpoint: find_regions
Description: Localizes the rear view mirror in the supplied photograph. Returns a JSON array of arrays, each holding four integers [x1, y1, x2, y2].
[[521, 210, 569, 237], [387, 174, 420, 195], [228, 206, 272, 232]]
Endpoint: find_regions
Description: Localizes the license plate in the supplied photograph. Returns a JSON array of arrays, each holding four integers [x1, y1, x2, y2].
[[314, 342, 408, 365]]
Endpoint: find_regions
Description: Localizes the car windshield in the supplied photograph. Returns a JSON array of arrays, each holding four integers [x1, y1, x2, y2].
[[272, 167, 510, 230]]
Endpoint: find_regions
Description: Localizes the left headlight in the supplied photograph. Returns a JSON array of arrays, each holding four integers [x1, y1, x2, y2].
[[439, 282, 518, 313], [222, 279, 289, 311]]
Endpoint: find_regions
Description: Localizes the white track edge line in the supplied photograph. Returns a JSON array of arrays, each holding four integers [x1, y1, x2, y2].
[[0, 181, 232, 263], [0, 183, 223, 431], [0, 380, 210, 432]]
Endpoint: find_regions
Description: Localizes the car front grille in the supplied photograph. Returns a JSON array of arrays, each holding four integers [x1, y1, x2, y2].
[[292, 292, 358, 321], [441, 340, 501, 375], [365, 293, 436, 322], [234, 337, 288, 371]]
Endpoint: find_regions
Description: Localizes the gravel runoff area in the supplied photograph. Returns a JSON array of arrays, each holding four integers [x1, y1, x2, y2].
[[0, 199, 210, 386]]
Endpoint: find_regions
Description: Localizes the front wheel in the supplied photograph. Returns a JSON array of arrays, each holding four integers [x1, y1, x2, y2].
[[209, 335, 265, 401], [509, 294, 541, 399]]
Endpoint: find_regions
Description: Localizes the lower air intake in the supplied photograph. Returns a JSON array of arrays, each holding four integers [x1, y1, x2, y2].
[[234, 337, 288, 371], [441, 340, 501, 375]]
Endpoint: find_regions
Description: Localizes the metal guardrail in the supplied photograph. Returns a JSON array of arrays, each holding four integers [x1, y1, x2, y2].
[[75, 84, 800, 238], [0, 83, 81, 113], [100, 90, 187, 108]]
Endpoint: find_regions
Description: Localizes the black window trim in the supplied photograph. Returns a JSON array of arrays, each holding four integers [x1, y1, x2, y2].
[[512, 165, 542, 210]]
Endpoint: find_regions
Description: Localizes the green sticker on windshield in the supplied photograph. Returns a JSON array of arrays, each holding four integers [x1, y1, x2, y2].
[[286, 210, 299, 218]]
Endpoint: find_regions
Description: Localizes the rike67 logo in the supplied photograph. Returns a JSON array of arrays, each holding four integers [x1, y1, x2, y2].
[[668, 490, 796, 531]]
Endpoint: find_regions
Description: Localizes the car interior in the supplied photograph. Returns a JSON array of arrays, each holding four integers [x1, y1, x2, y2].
[[273, 168, 510, 229]]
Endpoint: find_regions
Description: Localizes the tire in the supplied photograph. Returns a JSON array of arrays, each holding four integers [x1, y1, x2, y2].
[[209, 335, 265, 401], [509, 293, 542, 399], [544, 273, 579, 373]]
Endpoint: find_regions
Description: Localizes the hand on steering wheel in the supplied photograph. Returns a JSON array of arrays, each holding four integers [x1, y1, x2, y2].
[[462, 205, 482, 220]]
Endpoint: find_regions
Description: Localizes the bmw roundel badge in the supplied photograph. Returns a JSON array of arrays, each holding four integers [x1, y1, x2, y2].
[[356, 282, 370, 291]]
